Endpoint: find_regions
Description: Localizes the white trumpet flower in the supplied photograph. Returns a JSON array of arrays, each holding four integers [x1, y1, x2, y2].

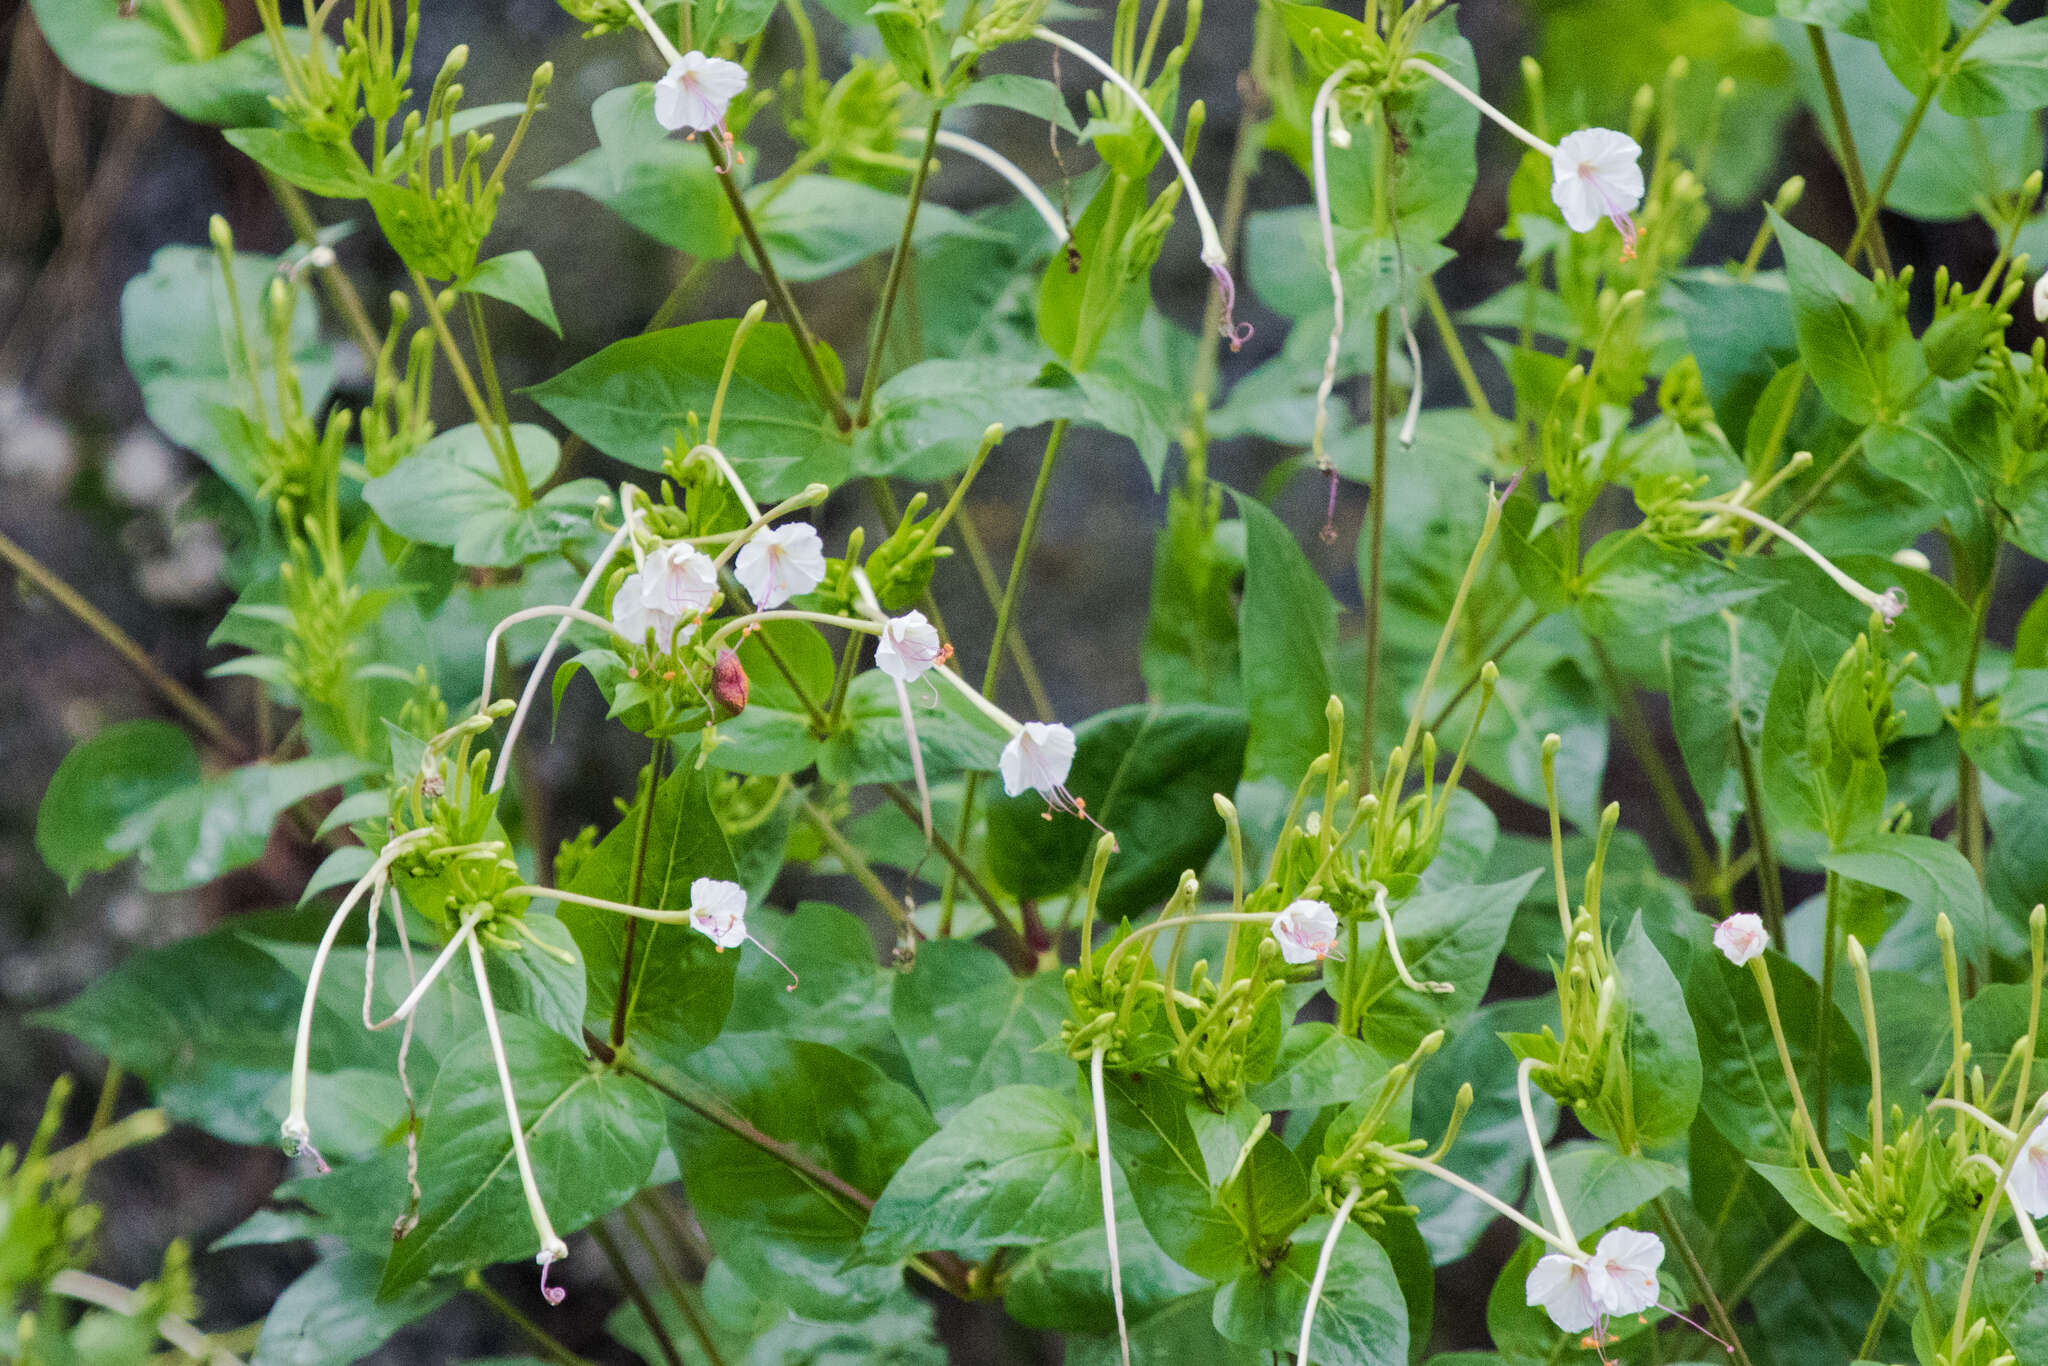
[[735, 523, 827, 609]]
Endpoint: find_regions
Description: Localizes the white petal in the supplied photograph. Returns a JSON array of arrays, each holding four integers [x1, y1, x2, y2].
[[1550, 176, 1603, 234], [875, 611, 942, 681], [692, 55, 749, 102], [1713, 913, 1767, 967], [1525, 1254, 1600, 1334], [1590, 1227, 1663, 1316], [1000, 722, 1076, 797], [688, 877, 749, 948]]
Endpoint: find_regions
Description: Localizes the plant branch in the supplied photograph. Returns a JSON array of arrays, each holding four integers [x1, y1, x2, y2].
[[1651, 1195, 1757, 1366], [0, 530, 249, 759], [463, 1272, 599, 1366], [1804, 27, 1892, 277], [408, 265, 531, 505], [856, 108, 942, 424], [801, 794, 917, 937], [261, 172, 383, 358], [611, 739, 665, 1050], [619, 1201, 731, 1366], [590, 1219, 686, 1366], [1733, 722, 1786, 948], [876, 780, 1034, 970], [1589, 637, 1717, 898]]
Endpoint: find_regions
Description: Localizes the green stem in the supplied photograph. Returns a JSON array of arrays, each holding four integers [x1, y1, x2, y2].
[[1590, 638, 1718, 900], [409, 267, 531, 505], [620, 1202, 730, 1366], [610, 741, 665, 1050], [1957, 572, 1993, 888], [261, 173, 381, 358], [942, 420, 1070, 926], [1814, 869, 1840, 1152], [1419, 275, 1492, 419], [1805, 26, 1893, 277], [856, 109, 943, 425], [802, 795, 916, 937], [590, 1221, 686, 1366], [1858, 1253, 1908, 1361], [704, 137, 851, 431], [1361, 309, 1390, 781], [948, 499, 1054, 720], [876, 782, 1034, 969], [464, 1273, 599, 1366], [462, 291, 516, 436], [1722, 1221, 1804, 1304], [1733, 723, 1786, 948], [1425, 609, 1538, 735], [1651, 1196, 1757, 1366], [0, 531, 248, 759], [1845, 84, 1933, 265]]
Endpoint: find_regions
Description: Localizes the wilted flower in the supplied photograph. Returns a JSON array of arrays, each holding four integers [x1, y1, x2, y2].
[[712, 647, 748, 714], [1550, 128, 1645, 258], [999, 721, 1077, 799], [2007, 1116, 2048, 1218], [689, 877, 748, 949], [655, 51, 747, 135], [1271, 899, 1345, 965], [875, 610, 946, 682], [736, 523, 827, 609], [1713, 913, 1768, 968]]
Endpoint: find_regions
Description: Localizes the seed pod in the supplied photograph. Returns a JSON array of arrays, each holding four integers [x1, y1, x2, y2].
[[713, 648, 749, 716]]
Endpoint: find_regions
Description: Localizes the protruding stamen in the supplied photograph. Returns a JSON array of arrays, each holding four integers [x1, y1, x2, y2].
[[746, 934, 801, 992]]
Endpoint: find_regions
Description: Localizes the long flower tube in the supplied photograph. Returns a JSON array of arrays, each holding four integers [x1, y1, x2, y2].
[[282, 828, 435, 1169], [1032, 26, 1248, 349], [1680, 498, 1905, 624], [850, 568, 936, 840], [896, 127, 1070, 245], [492, 521, 634, 793], [1298, 1186, 1365, 1366], [1517, 1056, 1576, 1248], [479, 605, 633, 705], [1089, 1045, 1133, 1366], [466, 927, 571, 1303], [1310, 64, 1360, 486]]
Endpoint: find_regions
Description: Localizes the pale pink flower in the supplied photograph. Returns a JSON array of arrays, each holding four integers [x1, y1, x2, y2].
[[1551, 128, 1644, 257], [875, 611, 945, 682], [654, 51, 748, 134], [688, 877, 748, 949], [1712, 912, 1768, 968], [1271, 899, 1345, 965], [2007, 1116, 2048, 1218], [735, 523, 826, 609], [999, 722, 1076, 799]]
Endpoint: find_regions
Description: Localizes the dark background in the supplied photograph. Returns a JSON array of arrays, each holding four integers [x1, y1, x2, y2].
[[0, 0, 1983, 1358]]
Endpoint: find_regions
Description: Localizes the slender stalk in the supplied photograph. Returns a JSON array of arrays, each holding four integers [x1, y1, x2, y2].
[[0, 531, 248, 759], [409, 266, 531, 504], [589, 1220, 686, 1366], [462, 290, 516, 436], [1419, 275, 1491, 419], [464, 1272, 600, 1366], [1298, 1188, 1364, 1366], [262, 173, 382, 357], [1426, 610, 1538, 735], [857, 109, 943, 424], [943, 420, 1071, 924], [1589, 638, 1717, 898], [1091, 1047, 1133, 1366], [702, 137, 851, 430], [948, 501, 1054, 720], [1732, 724, 1786, 947], [1804, 27, 1892, 277], [1814, 869, 1840, 1151], [619, 1202, 731, 1366], [1722, 1221, 1804, 1303], [47, 1271, 244, 1366], [1361, 309, 1390, 780], [610, 740, 665, 1049], [1952, 1096, 2048, 1353], [1845, 85, 1933, 264], [875, 781, 1033, 968], [1956, 571, 1993, 893], [1858, 1253, 1908, 1360], [1378, 1150, 1582, 1256], [802, 794, 916, 936], [1650, 1196, 1757, 1366]]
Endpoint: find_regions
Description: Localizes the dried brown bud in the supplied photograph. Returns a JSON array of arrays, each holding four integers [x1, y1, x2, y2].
[[713, 648, 749, 716]]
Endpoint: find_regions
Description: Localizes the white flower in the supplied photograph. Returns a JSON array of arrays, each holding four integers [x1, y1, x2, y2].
[[2007, 1117, 2048, 1218], [1271, 899, 1345, 965], [735, 523, 827, 609], [1550, 128, 1644, 256], [1000, 721, 1077, 799], [689, 877, 748, 949], [641, 541, 719, 618], [611, 573, 685, 653], [1524, 1227, 1664, 1333], [1525, 1253, 1602, 1334], [2034, 272, 2048, 325], [1712, 913, 1768, 968], [654, 51, 748, 134], [1585, 1227, 1663, 1317], [875, 611, 945, 682]]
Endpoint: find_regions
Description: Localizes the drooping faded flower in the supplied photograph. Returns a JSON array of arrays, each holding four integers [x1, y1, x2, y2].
[[1271, 899, 1345, 965], [654, 51, 748, 134], [1712, 912, 1768, 968], [875, 610, 946, 682], [1550, 128, 1645, 258], [736, 523, 827, 609]]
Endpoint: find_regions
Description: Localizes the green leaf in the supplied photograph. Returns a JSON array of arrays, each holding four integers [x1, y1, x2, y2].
[[1944, 20, 2048, 117], [1667, 271, 1799, 446], [1869, 0, 1946, 93], [36, 720, 201, 891], [1748, 1162, 1855, 1243], [939, 74, 1079, 135], [461, 251, 561, 338], [669, 1036, 936, 1319], [1600, 912, 1702, 1150], [1211, 1219, 1411, 1366], [852, 358, 1094, 481], [727, 902, 901, 1079], [708, 620, 831, 777], [32, 0, 289, 127], [132, 755, 369, 892], [1767, 208, 1925, 425], [1664, 612, 1774, 847], [252, 1252, 455, 1366], [527, 319, 848, 501], [1351, 873, 1541, 1059], [561, 754, 739, 1067], [381, 1013, 665, 1294], [749, 176, 995, 282], [1411, 1000, 1556, 1264], [817, 669, 1008, 786], [1326, 14, 1479, 244], [1067, 1292, 1264, 1365], [1823, 831, 1992, 964], [888, 940, 1071, 1120], [984, 703, 1247, 918], [859, 1085, 1098, 1263], [1234, 492, 1339, 828], [533, 84, 735, 258], [1102, 1071, 1245, 1280], [363, 424, 601, 568], [1143, 482, 1243, 708], [1686, 946, 1868, 1163], [1535, 1143, 1682, 1233], [223, 128, 366, 199], [1003, 1180, 1209, 1335], [121, 245, 334, 503], [1964, 668, 2048, 794], [1245, 1024, 1388, 1113]]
